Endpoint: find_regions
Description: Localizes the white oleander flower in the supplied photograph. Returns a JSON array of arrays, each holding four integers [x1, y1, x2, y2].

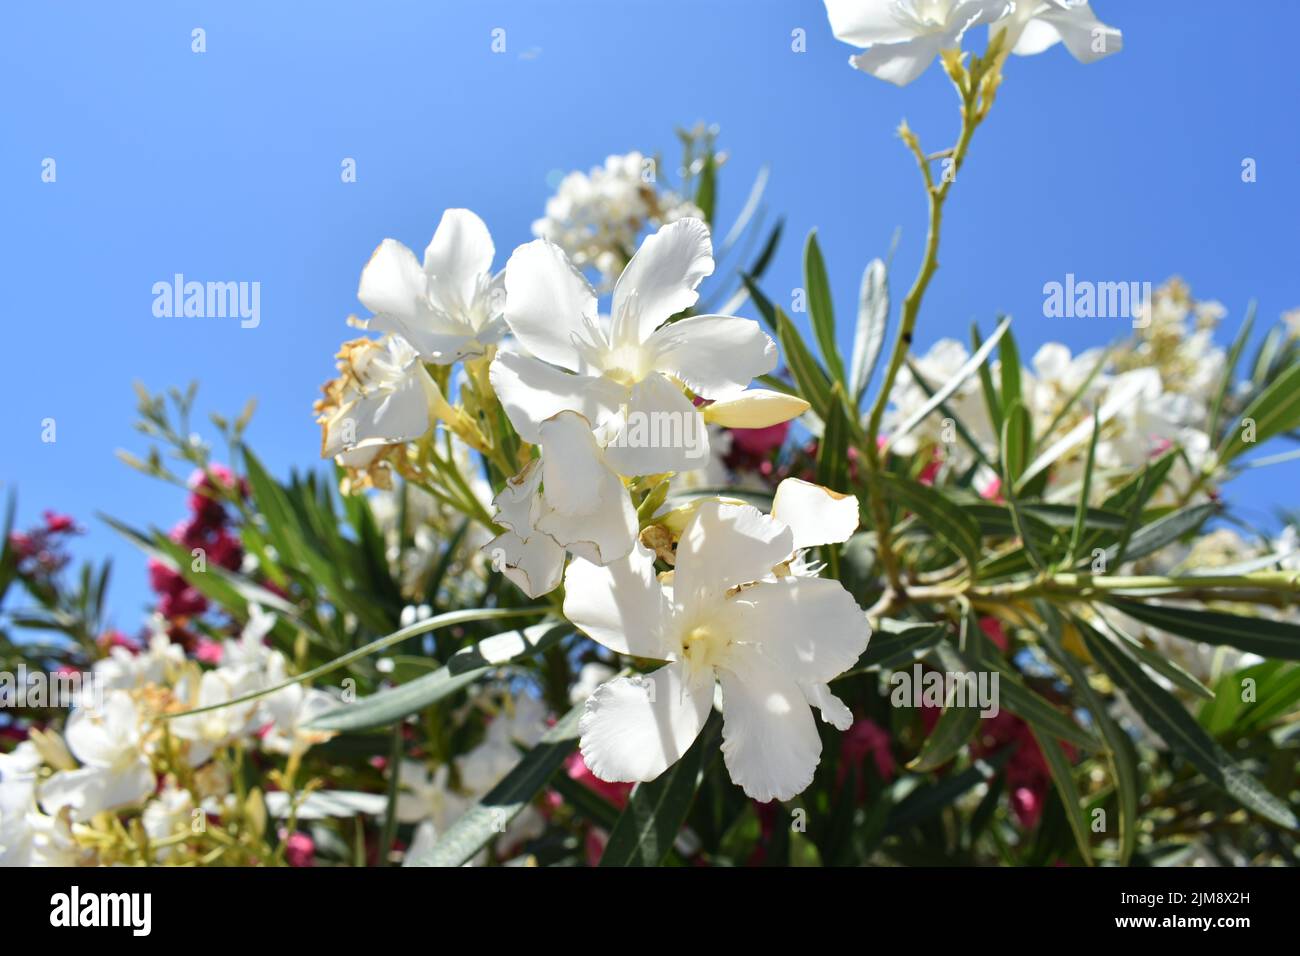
[[358, 208, 506, 364], [0, 741, 43, 865], [532, 152, 704, 288], [170, 667, 264, 766], [457, 694, 549, 794], [491, 218, 779, 477], [142, 783, 195, 861], [317, 334, 445, 460], [220, 604, 277, 674], [396, 761, 470, 835], [825, 0, 1013, 86], [483, 411, 638, 598], [882, 338, 997, 469], [261, 682, 337, 758], [38, 692, 156, 823], [566, 484, 870, 802], [1025, 342, 1109, 435], [993, 1, 1121, 63], [93, 628, 185, 692]]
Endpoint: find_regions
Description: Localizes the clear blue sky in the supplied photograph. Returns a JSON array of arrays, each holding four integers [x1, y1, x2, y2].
[[3, 1, 1297, 631]]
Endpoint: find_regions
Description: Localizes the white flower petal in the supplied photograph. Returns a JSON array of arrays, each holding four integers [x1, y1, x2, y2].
[[718, 648, 821, 802], [422, 208, 494, 313], [489, 350, 622, 444], [609, 218, 714, 346], [1036, 1, 1120, 62], [601, 373, 710, 477], [563, 542, 673, 659], [486, 528, 566, 598], [579, 661, 712, 784], [824, 0, 928, 45], [359, 241, 472, 361], [673, 501, 793, 613], [723, 576, 871, 684], [39, 758, 155, 822], [503, 239, 599, 372], [648, 315, 777, 400], [771, 478, 860, 550], [535, 412, 637, 565], [802, 682, 854, 731], [358, 238, 428, 322], [322, 366, 433, 456], [849, 33, 947, 86], [490, 458, 543, 534]]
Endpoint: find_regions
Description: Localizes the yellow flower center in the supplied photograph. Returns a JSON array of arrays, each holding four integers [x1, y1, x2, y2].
[[681, 623, 730, 672]]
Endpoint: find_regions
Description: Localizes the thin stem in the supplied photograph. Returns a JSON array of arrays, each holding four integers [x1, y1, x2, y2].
[[858, 42, 1004, 598]]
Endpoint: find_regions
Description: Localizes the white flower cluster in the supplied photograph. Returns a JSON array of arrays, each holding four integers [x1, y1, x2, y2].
[[824, 0, 1121, 86], [321, 212, 869, 802], [0, 608, 337, 866], [532, 151, 705, 288], [883, 281, 1228, 501]]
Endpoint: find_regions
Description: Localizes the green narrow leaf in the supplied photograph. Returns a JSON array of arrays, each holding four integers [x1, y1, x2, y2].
[[840, 619, 947, 676], [907, 696, 980, 773], [774, 305, 833, 413], [803, 230, 845, 384], [693, 153, 716, 225], [878, 473, 982, 574], [1000, 400, 1031, 490], [816, 384, 851, 492], [168, 607, 543, 722], [1207, 301, 1255, 442], [406, 705, 583, 866], [1106, 599, 1300, 661], [1091, 608, 1214, 699], [1217, 360, 1300, 466], [1027, 725, 1093, 865], [1078, 620, 1297, 829], [746, 219, 784, 281], [849, 258, 889, 404], [885, 316, 1010, 450], [100, 514, 306, 628], [971, 323, 1003, 440], [599, 712, 721, 866], [905, 358, 997, 471], [1037, 608, 1139, 865], [885, 749, 1011, 833], [1107, 502, 1218, 568], [308, 622, 569, 732], [998, 330, 1023, 417], [1067, 408, 1101, 567], [740, 273, 778, 332]]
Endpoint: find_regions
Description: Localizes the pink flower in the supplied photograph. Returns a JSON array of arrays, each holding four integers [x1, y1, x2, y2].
[[841, 718, 896, 783], [195, 638, 223, 665], [42, 511, 78, 534], [8, 532, 35, 559], [978, 476, 1003, 502], [563, 751, 632, 809], [979, 617, 1009, 653], [730, 421, 790, 458], [281, 830, 315, 867]]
